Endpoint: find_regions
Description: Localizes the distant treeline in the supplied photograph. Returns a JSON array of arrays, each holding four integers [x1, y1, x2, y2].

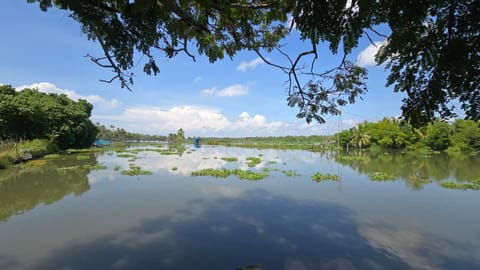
[[0, 85, 97, 149], [200, 135, 332, 150], [199, 118, 480, 154], [95, 124, 167, 141], [337, 118, 480, 153]]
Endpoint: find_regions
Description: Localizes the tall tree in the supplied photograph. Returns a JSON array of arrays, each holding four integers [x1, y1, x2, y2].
[[28, 0, 480, 125], [0, 85, 98, 149]]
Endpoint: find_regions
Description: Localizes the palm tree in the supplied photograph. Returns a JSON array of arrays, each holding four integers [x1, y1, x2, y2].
[[350, 128, 371, 149]]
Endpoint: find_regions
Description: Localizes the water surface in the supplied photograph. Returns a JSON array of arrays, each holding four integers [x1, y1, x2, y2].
[[1, 145, 479, 270]]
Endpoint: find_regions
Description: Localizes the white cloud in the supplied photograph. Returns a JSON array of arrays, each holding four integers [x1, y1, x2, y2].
[[16, 82, 120, 110], [94, 105, 352, 137], [237, 57, 264, 72], [356, 41, 387, 67], [200, 84, 249, 97], [201, 88, 218, 96], [193, 76, 202, 84]]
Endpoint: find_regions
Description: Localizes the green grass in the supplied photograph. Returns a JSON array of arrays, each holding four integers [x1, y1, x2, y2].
[[221, 157, 238, 162], [368, 172, 396, 181], [43, 154, 62, 159], [246, 157, 261, 167], [21, 139, 59, 157], [311, 172, 340, 182], [0, 152, 15, 170], [66, 147, 101, 154], [76, 155, 90, 160]]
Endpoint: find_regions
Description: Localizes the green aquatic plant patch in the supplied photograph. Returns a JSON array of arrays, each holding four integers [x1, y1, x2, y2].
[[282, 170, 300, 177], [440, 181, 480, 191], [191, 168, 269, 180], [232, 169, 268, 180], [171, 166, 178, 171], [221, 157, 238, 162], [191, 168, 231, 178], [246, 157, 261, 167], [311, 173, 340, 182], [117, 153, 136, 158], [113, 165, 121, 171], [121, 166, 153, 176], [369, 172, 396, 181]]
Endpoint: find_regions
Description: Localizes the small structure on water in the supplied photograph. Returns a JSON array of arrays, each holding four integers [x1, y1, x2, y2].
[[94, 139, 111, 147], [194, 137, 201, 148]]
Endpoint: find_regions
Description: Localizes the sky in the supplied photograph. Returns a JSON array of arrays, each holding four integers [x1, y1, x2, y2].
[[0, 1, 406, 138]]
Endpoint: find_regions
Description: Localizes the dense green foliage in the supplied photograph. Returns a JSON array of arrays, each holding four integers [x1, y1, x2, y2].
[[28, 0, 480, 124], [0, 85, 98, 149], [338, 118, 480, 153]]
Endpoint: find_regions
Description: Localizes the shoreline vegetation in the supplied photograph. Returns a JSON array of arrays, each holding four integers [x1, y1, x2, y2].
[[2, 137, 479, 192], [1, 117, 479, 170]]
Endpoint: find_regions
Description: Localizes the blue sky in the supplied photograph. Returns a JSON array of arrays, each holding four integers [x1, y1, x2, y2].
[[0, 1, 405, 137]]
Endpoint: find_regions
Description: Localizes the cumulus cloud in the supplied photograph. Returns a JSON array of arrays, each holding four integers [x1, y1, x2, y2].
[[356, 41, 387, 67], [16, 82, 120, 110], [201, 84, 249, 97], [94, 105, 355, 137], [237, 57, 264, 72]]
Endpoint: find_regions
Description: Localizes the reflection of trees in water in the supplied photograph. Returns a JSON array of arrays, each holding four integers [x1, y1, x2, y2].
[[0, 155, 95, 221], [32, 189, 479, 270], [334, 151, 480, 190]]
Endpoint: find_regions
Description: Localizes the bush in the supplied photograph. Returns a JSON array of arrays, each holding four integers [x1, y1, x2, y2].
[[0, 152, 15, 169], [20, 139, 59, 157]]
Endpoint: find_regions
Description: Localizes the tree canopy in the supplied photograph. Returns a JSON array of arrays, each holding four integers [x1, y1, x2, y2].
[[28, 0, 480, 125], [0, 85, 98, 149]]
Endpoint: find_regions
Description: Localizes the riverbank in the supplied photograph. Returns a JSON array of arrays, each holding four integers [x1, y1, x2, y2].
[[0, 139, 60, 169]]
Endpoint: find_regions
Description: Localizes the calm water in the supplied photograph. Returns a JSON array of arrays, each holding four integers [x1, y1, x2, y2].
[[1, 145, 479, 270]]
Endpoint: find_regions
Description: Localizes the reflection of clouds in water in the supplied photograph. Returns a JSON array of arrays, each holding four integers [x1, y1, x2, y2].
[[87, 169, 116, 185], [34, 189, 480, 270], [359, 222, 480, 270], [125, 147, 287, 175], [90, 146, 326, 183], [110, 228, 171, 248], [201, 185, 244, 199]]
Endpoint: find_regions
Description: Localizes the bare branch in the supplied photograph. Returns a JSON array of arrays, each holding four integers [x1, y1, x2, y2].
[[368, 27, 388, 38], [254, 49, 290, 72]]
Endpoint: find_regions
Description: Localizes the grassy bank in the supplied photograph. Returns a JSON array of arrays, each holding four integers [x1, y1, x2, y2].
[[0, 139, 60, 169]]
